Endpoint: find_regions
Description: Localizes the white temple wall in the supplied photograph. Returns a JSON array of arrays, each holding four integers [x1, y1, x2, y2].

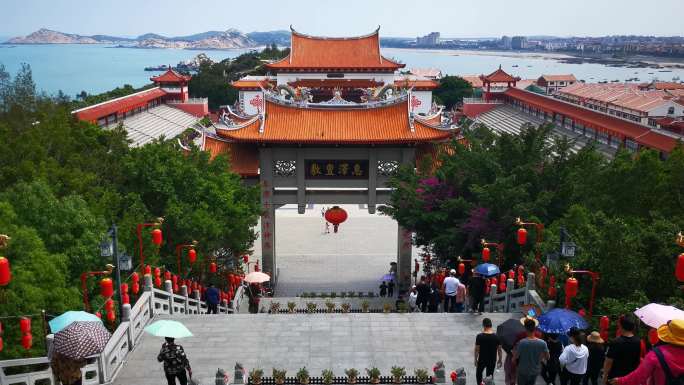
[[276, 72, 396, 85], [240, 90, 263, 115], [412, 91, 433, 115]]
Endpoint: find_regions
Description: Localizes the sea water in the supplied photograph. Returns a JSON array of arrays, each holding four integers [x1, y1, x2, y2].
[[0, 43, 683, 97]]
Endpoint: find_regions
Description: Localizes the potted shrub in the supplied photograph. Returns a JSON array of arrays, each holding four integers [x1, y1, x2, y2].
[[287, 301, 297, 313], [366, 367, 381, 384], [322, 369, 334, 385], [297, 367, 310, 385], [306, 302, 317, 313], [325, 300, 336, 313], [383, 303, 392, 313], [341, 303, 351, 313], [414, 369, 429, 384], [361, 300, 370, 313], [273, 369, 287, 385], [397, 302, 408, 313], [250, 369, 264, 385], [301, 292, 308, 298], [391, 366, 406, 384], [345, 368, 359, 384], [270, 302, 281, 313]]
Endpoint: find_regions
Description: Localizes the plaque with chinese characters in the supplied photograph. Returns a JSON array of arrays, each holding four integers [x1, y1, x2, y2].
[[305, 160, 368, 179]]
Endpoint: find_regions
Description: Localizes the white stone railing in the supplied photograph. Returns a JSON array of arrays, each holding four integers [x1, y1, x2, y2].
[[0, 275, 244, 385], [167, 97, 208, 105], [463, 98, 504, 104], [482, 272, 550, 313]]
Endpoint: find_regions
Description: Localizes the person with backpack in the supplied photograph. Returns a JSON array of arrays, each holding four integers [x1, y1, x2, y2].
[[609, 319, 684, 385]]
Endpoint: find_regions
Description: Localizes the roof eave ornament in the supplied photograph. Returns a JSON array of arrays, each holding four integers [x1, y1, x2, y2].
[[408, 89, 415, 133]]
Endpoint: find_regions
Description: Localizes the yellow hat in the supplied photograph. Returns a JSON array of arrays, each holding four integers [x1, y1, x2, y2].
[[657, 319, 684, 347]]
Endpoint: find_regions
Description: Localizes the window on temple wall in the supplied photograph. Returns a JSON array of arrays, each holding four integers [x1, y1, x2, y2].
[[668, 106, 675, 115], [626, 139, 638, 152], [597, 131, 609, 144]]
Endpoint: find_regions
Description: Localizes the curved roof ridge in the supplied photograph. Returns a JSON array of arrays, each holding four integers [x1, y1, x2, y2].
[[289, 25, 381, 41], [263, 93, 410, 111], [216, 115, 260, 130]]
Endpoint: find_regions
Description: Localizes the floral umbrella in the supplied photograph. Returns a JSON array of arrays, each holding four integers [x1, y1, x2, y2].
[[54, 321, 111, 360]]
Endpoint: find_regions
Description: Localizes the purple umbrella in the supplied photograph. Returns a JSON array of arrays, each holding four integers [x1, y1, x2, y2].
[[54, 321, 111, 360], [381, 273, 395, 282]]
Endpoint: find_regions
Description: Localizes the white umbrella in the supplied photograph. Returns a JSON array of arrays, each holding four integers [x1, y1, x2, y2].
[[243, 271, 270, 283], [634, 303, 684, 328]]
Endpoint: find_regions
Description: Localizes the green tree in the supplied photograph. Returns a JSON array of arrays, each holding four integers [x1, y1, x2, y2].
[[432, 76, 473, 109]]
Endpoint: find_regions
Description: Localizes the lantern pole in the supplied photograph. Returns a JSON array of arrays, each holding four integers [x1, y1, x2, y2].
[[481, 239, 505, 267], [175, 241, 198, 278], [515, 217, 545, 265], [136, 217, 164, 275], [564, 263, 600, 317], [107, 224, 124, 316]]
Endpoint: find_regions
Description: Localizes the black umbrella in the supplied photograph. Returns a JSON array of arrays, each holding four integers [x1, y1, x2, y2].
[[496, 318, 526, 353]]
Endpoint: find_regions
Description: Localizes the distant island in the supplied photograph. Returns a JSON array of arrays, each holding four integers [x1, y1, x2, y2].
[[3, 28, 291, 49]]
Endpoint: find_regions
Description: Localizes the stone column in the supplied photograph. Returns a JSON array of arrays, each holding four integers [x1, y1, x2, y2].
[[397, 225, 412, 292], [164, 280, 173, 314], [525, 272, 536, 305], [368, 149, 377, 214], [297, 150, 306, 214], [260, 147, 277, 283], [504, 278, 514, 312], [180, 285, 189, 315]]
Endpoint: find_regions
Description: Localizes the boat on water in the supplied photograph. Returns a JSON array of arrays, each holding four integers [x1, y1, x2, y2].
[[512, 65, 519, 67]]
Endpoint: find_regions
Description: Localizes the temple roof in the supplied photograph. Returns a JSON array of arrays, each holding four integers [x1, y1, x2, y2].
[[72, 87, 167, 122], [215, 98, 452, 144], [481, 66, 519, 83], [203, 135, 259, 176], [265, 27, 405, 72], [150, 69, 192, 83], [394, 79, 440, 90]]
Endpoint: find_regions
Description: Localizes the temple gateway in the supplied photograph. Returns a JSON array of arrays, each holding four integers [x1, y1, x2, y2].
[[205, 27, 459, 289]]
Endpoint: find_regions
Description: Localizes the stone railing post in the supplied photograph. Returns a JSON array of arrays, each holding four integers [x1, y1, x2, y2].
[[525, 272, 536, 304], [505, 278, 514, 312], [180, 285, 189, 315], [121, 303, 132, 322], [193, 291, 201, 314], [144, 274, 154, 316], [164, 280, 174, 314], [547, 300, 556, 310], [488, 284, 497, 313]]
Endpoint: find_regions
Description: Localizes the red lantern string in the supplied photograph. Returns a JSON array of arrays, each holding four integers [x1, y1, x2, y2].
[[0, 256, 11, 286], [151, 228, 163, 246], [517, 228, 528, 245], [482, 247, 491, 263], [100, 278, 114, 298]]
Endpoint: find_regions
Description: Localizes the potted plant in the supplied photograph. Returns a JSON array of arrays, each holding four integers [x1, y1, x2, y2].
[[366, 367, 381, 384], [287, 301, 297, 313], [345, 368, 359, 384], [341, 303, 351, 313], [306, 302, 317, 313], [250, 368, 264, 385], [397, 302, 408, 313], [322, 369, 334, 385], [330, 292, 337, 298], [361, 300, 370, 313], [297, 367, 310, 385], [270, 302, 281, 313], [325, 300, 336, 313], [414, 369, 429, 384], [391, 366, 406, 384], [383, 303, 392, 313], [273, 369, 287, 385]]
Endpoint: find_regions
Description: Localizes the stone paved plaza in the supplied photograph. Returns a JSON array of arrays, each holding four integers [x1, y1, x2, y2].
[[253, 205, 421, 297], [113, 313, 514, 385]]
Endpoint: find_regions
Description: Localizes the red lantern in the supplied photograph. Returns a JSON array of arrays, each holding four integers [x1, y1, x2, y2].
[[106, 310, 116, 323], [482, 247, 491, 262], [188, 249, 197, 264], [154, 276, 162, 288], [508, 270, 515, 280], [0, 256, 11, 286], [517, 265, 525, 277], [600, 330, 609, 341], [676, 253, 684, 282], [100, 278, 114, 298], [120, 283, 129, 294], [458, 262, 465, 275], [209, 262, 217, 273], [499, 273, 507, 283], [20, 318, 31, 334], [122, 293, 130, 304], [324, 206, 348, 233], [600, 316, 610, 331], [164, 271, 171, 280], [548, 286, 557, 298], [95, 311, 102, 319], [648, 328, 659, 345], [173, 283, 179, 293], [517, 228, 528, 245], [450, 372, 457, 382], [549, 275, 556, 287], [151, 228, 163, 246], [132, 282, 140, 295], [172, 275, 178, 285], [517, 274, 525, 287], [144, 265, 152, 275], [153, 267, 161, 277], [21, 334, 32, 350], [578, 309, 586, 318], [0, 336, 3, 352], [243, 255, 249, 264], [131, 272, 139, 283], [565, 277, 579, 298], [498, 282, 506, 292], [539, 266, 548, 288], [105, 298, 115, 311]]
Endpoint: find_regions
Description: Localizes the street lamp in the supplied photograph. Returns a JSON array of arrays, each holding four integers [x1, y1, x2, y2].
[[80, 264, 114, 312], [515, 217, 545, 265], [176, 241, 198, 277], [564, 263, 600, 317], [481, 239, 505, 267], [136, 217, 163, 274]]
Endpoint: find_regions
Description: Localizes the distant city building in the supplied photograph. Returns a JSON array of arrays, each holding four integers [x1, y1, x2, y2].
[[537, 74, 577, 94], [416, 32, 440, 46], [500, 36, 512, 50], [511, 36, 528, 50]]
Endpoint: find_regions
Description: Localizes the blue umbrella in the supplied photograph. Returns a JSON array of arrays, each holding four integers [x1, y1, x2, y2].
[[49, 311, 102, 333], [381, 273, 395, 282], [537, 308, 589, 334], [474, 263, 500, 277]]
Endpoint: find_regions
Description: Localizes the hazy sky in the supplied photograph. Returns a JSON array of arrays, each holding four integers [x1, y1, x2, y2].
[[1, 0, 683, 38]]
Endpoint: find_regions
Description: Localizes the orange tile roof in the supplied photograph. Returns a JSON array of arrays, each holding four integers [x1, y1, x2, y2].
[[482, 67, 518, 83], [539, 74, 577, 82], [231, 79, 268, 89], [72, 87, 166, 122], [215, 99, 453, 144], [203, 135, 259, 176], [394, 79, 440, 90], [265, 28, 404, 71], [505, 87, 680, 152], [640, 81, 684, 91], [558, 83, 671, 113], [150, 69, 191, 83]]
